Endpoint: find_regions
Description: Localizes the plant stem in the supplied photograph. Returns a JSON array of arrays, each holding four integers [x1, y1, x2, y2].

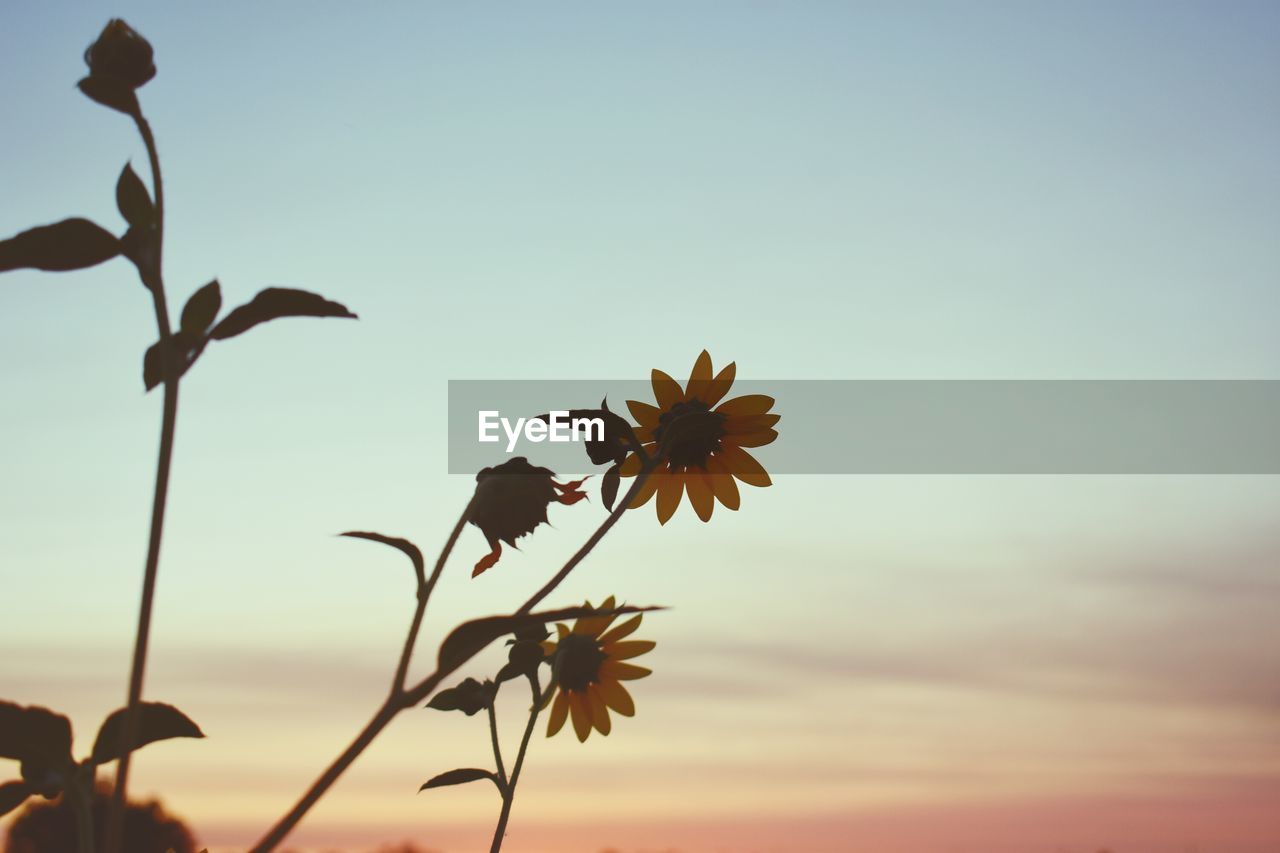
[[489, 675, 550, 853], [69, 770, 96, 853], [487, 698, 507, 787], [252, 465, 656, 851], [250, 500, 471, 853], [105, 109, 176, 853]]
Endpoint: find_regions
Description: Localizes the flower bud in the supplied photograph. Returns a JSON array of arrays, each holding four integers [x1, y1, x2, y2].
[[84, 19, 156, 89]]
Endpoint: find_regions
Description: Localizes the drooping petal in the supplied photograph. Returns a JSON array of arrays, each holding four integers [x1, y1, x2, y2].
[[626, 399, 663, 427], [570, 691, 592, 742], [601, 661, 653, 681], [598, 613, 643, 645], [685, 350, 714, 402], [656, 472, 684, 525], [471, 542, 502, 577], [587, 689, 612, 735], [705, 454, 741, 510], [684, 471, 715, 521], [606, 640, 656, 661], [597, 680, 635, 717], [546, 691, 570, 737], [704, 361, 737, 407], [651, 369, 684, 409], [716, 394, 775, 417], [719, 444, 772, 488]]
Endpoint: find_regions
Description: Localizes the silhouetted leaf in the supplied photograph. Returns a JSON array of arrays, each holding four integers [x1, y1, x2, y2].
[[601, 463, 621, 511], [0, 781, 33, 818], [426, 678, 493, 715], [116, 162, 154, 229], [340, 531, 425, 587], [209, 287, 356, 340], [142, 331, 202, 391], [91, 702, 204, 764], [436, 604, 662, 672], [419, 768, 496, 792], [179, 280, 221, 336], [0, 218, 121, 273], [77, 75, 139, 116], [0, 702, 73, 768]]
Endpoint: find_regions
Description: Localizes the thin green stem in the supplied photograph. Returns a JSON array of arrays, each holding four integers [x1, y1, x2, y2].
[[105, 108, 176, 853], [489, 675, 552, 853]]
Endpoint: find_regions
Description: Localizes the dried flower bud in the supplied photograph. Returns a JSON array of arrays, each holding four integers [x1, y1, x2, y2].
[[84, 19, 156, 89], [468, 457, 587, 577]]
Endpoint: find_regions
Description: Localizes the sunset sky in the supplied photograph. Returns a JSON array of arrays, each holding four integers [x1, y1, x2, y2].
[[2, 2, 1278, 852]]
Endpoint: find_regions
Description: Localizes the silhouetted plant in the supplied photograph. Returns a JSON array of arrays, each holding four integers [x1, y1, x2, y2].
[[4, 782, 198, 853], [0, 17, 355, 853], [2, 17, 781, 853]]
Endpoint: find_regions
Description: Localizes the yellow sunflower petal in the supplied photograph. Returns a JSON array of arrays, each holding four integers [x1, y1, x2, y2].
[[656, 471, 684, 525], [569, 691, 592, 742], [685, 350, 714, 402], [606, 639, 656, 661], [626, 399, 663, 427], [651, 369, 684, 409], [576, 596, 618, 638], [725, 428, 778, 449], [598, 613, 643, 645], [633, 424, 654, 443], [705, 454, 741, 510], [587, 688, 612, 736], [724, 413, 781, 434], [719, 444, 772, 488], [716, 394, 775, 417], [684, 470, 714, 521], [546, 690, 569, 737], [704, 361, 737, 407], [628, 467, 662, 508], [601, 661, 652, 681], [598, 679, 635, 716], [556, 623, 570, 640]]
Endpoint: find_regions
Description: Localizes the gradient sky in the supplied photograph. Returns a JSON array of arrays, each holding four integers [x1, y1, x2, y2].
[[2, 2, 1279, 852]]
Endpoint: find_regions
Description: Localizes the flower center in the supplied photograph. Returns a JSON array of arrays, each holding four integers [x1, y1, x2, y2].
[[556, 633, 608, 692], [652, 400, 727, 468]]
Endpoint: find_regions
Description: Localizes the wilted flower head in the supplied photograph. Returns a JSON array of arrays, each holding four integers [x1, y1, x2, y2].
[[542, 596, 654, 742], [84, 19, 156, 89], [468, 457, 587, 577], [621, 351, 778, 523]]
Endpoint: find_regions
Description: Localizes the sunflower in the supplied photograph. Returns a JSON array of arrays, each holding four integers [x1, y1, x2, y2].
[[619, 350, 778, 523], [542, 596, 654, 742]]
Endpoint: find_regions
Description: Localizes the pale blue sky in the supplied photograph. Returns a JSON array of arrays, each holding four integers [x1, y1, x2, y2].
[[2, 3, 1278, 851]]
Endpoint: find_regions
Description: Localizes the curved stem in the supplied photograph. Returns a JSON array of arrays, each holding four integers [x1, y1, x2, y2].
[[517, 460, 657, 615], [489, 676, 550, 853], [69, 771, 96, 853], [105, 109, 176, 853], [393, 500, 473, 695]]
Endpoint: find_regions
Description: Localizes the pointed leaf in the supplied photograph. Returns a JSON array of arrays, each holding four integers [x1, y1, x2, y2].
[[180, 280, 222, 336], [0, 781, 33, 818], [142, 331, 202, 391], [77, 76, 139, 116], [116, 162, 154, 229], [91, 702, 204, 764], [340, 531, 425, 587], [209, 287, 357, 341], [418, 768, 497, 791], [0, 218, 121, 273]]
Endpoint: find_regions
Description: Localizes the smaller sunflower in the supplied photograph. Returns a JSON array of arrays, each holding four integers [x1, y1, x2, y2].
[[620, 350, 778, 524], [542, 596, 654, 742]]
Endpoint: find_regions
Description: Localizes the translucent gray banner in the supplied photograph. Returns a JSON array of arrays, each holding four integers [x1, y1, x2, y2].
[[446, 380, 1280, 475]]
